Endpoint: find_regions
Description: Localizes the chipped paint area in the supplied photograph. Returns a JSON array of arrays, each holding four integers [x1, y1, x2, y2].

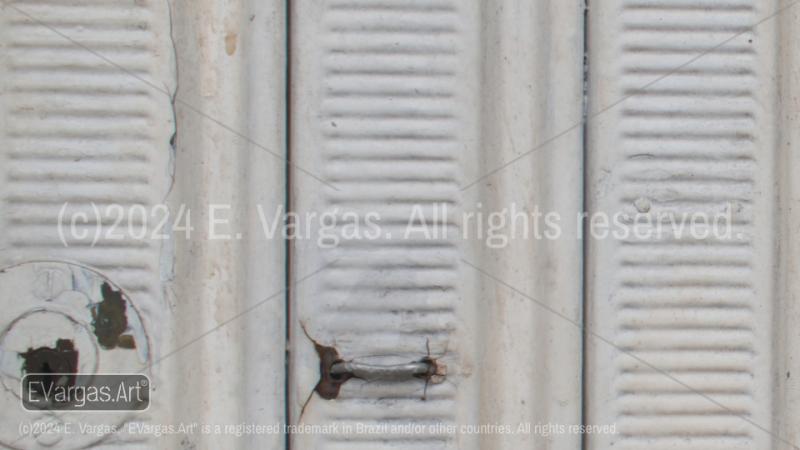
[[0, 262, 151, 448], [0, 0, 176, 446], [0, 0, 176, 341], [92, 282, 137, 351]]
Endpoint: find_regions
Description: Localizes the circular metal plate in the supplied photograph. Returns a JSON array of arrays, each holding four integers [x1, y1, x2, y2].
[[0, 261, 150, 449]]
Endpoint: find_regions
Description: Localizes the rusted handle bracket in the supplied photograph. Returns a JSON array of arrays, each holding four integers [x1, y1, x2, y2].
[[303, 324, 446, 400], [316, 351, 446, 400], [330, 360, 434, 382]]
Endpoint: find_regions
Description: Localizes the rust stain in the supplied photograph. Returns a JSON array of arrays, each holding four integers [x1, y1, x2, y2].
[[21, 339, 79, 403], [225, 32, 237, 56], [313, 343, 350, 400], [21, 339, 78, 375], [301, 324, 350, 400], [91, 282, 136, 350]]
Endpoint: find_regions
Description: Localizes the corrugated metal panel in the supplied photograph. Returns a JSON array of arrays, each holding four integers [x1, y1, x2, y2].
[[289, 1, 482, 448], [586, 1, 778, 448], [289, 1, 586, 449], [4, 1, 800, 449], [0, 0, 174, 325], [0, 1, 175, 447]]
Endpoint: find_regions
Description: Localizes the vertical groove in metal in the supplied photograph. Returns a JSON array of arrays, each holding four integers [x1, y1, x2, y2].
[[581, 1, 591, 449], [285, 1, 294, 449]]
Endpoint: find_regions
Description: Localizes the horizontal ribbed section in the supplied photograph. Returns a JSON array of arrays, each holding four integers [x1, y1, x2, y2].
[[588, 1, 775, 449], [292, 0, 478, 448], [0, 0, 174, 337]]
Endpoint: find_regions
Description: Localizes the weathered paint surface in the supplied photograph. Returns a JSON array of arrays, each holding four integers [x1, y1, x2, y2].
[[0, 1, 175, 447], [586, 1, 781, 448], [289, 1, 483, 448], [3, 1, 800, 449]]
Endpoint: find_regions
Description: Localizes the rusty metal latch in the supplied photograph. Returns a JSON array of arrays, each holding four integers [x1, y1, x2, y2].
[[330, 360, 434, 382], [302, 324, 447, 401]]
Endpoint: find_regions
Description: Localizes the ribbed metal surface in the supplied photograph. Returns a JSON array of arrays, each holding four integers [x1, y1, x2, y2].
[[0, 1, 175, 448], [587, 1, 775, 449], [291, 0, 479, 448], [0, 0, 175, 308]]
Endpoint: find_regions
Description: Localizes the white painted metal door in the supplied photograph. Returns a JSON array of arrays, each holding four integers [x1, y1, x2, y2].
[[0, 1, 798, 449]]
